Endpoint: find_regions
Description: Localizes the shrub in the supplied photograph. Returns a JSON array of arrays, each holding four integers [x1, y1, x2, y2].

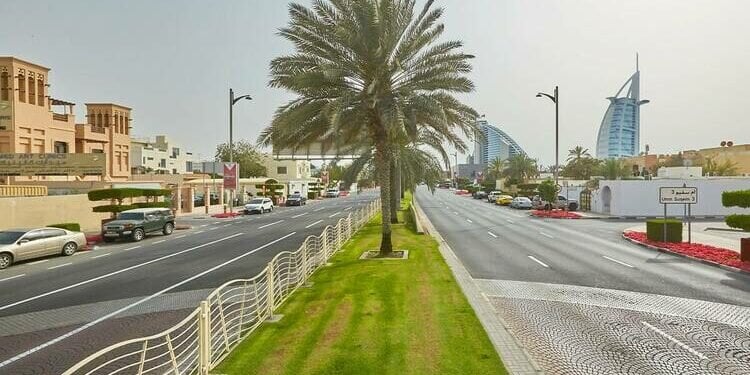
[[722, 190, 750, 208], [726, 214, 750, 232], [646, 219, 683, 242], [93, 204, 137, 213], [88, 188, 144, 202], [132, 201, 170, 209], [307, 191, 317, 200], [49, 223, 81, 232]]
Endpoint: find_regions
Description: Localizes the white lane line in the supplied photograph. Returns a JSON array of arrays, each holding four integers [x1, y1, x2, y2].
[[466, 219, 473, 223], [175, 235, 186, 239], [602, 255, 635, 268], [195, 230, 205, 234], [527, 256, 549, 268], [0, 274, 25, 283], [292, 212, 308, 218], [123, 245, 141, 251], [258, 220, 284, 229], [641, 321, 707, 359], [200, 225, 207, 228], [0, 233, 244, 313], [539, 231, 554, 239], [206, 227, 217, 231], [453, 211, 459, 215], [329, 212, 341, 218], [506, 219, 515, 224], [305, 220, 324, 229], [0, 231, 294, 369], [314, 208, 325, 212], [222, 224, 231, 228], [153, 240, 166, 244], [212, 222, 220, 225], [487, 231, 498, 238], [28, 259, 49, 265], [91, 253, 111, 259], [48, 263, 72, 270], [344, 206, 352, 211]]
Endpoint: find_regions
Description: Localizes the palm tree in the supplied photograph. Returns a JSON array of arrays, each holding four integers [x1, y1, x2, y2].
[[501, 154, 538, 185], [599, 158, 629, 180], [486, 157, 504, 181], [261, 0, 478, 254], [566, 146, 591, 162]]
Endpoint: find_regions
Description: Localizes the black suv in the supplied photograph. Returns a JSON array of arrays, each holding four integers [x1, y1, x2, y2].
[[102, 208, 175, 242]]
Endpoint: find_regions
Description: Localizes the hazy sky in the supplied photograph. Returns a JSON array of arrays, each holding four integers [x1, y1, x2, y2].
[[1, 0, 748, 166]]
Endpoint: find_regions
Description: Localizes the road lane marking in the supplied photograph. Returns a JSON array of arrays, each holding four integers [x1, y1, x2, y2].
[[123, 245, 141, 251], [466, 219, 473, 223], [487, 231, 498, 238], [453, 211, 459, 215], [195, 230, 205, 234], [153, 240, 166, 244], [329, 212, 341, 218], [602, 255, 635, 268], [206, 227, 217, 231], [292, 212, 308, 218], [28, 259, 48, 265], [527, 256, 549, 268], [0, 274, 25, 283], [91, 253, 111, 259], [222, 224, 231, 227], [175, 235, 186, 239], [641, 321, 707, 359], [306, 220, 324, 228], [0, 232, 295, 369], [314, 208, 325, 212], [344, 206, 352, 211], [0, 233, 244, 313], [506, 219, 515, 224], [48, 263, 72, 270], [539, 231, 554, 239], [259, 220, 284, 229]]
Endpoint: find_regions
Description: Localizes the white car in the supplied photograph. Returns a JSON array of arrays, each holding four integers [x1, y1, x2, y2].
[[510, 197, 533, 209], [244, 198, 274, 214], [0, 228, 86, 269], [324, 189, 340, 198], [487, 191, 503, 203]]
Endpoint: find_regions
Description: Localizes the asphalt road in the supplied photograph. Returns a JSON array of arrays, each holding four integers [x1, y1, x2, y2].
[[416, 187, 750, 374], [0, 192, 378, 374]]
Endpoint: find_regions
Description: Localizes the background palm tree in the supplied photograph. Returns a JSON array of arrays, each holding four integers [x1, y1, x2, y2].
[[566, 146, 591, 162], [598, 158, 629, 180], [485, 157, 504, 181], [261, 0, 478, 254], [501, 154, 538, 185]]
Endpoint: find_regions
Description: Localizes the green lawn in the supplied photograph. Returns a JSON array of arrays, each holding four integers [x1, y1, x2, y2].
[[216, 196, 507, 375]]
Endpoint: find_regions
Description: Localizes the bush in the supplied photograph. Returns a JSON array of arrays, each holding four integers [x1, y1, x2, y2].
[[726, 214, 750, 232], [646, 219, 683, 243], [93, 204, 137, 213], [142, 189, 172, 198], [722, 190, 750, 208], [49, 223, 81, 232], [88, 188, 144, 202], [307, 191, 317, 200], [132, 201, 170, 209]]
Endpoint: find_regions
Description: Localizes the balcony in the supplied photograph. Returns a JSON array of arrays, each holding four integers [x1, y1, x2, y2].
[[52, 113, 69, 122], [75, 123, 108, 143]]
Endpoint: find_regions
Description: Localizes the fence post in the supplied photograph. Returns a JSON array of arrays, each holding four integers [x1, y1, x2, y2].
[[322, 229, 329, 260], [266, 261, 276, 315], [301, 240, 308, 284], [198, 300, 211, 374]]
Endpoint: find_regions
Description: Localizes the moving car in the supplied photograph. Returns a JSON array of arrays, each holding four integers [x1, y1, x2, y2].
[[495, 195, 514, 206], [286, 194, 307, 206], [324, 188, 340, 198], [0, 227, 86, 269], [102, 208, 176, 242], [510, 197, 533, 209], [245, 198, 274, 214]]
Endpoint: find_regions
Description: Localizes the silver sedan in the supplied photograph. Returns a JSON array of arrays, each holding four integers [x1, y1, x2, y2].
[[0, 228, 87, 269]]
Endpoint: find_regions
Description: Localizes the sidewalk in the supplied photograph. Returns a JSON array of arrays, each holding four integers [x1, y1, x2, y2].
[[624, 223, 745, 253]]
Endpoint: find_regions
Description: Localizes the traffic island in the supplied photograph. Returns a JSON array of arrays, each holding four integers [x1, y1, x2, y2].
[[531, 209, 582, 219], [215, 203, 507, 375], [623, 230, 750, 273]]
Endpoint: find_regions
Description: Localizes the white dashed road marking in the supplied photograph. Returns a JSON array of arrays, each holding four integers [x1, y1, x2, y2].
[[123, 246, 141, 251], [487, 231, 498, 238], [258, 220, 284, 229], [175, 235, 186, 239], [0, 274, 25, 283], [329, 212, 341, 218], [602, 255, 635, 268], [91, 253, 111, 259], [539, 231, 554, 239], [153, 240, 166, 244], [292, 212, 308, 218], [506, 219, 515, 224], [527, 256, 549, 268], [28, 260, 49, 265], [305, 220, 323, 229], [466, 219, 473, 223], [48, 263, 72, 270]]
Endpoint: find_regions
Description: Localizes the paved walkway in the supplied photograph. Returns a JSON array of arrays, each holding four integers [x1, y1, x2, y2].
[[625, 222, 746, 253]]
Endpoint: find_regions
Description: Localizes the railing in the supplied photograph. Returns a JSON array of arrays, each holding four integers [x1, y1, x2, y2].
[[64, 199, 380, 375], [52, 113, 69, 122]]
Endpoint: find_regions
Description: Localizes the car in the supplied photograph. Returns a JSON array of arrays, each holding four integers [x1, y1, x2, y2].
[[531, 195, 579, 211], [286, 194, 307, 206], [510, 197, 533, 209], [324, 188, 340, 198], [495, 195, 514, 206], [473, 191, 488, 200], [0, 227, 87, 269], [245, 198, 274, 214], [102, 208, 176, 242], [487, 191, 503, 203]]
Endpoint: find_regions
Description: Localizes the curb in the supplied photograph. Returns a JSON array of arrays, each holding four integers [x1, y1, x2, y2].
[[621, 233, 749, 276], [413, 197, 543, 375]]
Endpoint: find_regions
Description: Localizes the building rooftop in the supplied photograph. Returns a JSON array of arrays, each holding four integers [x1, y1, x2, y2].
[[85, 103, 132, 110], [0, 56, 51, 71]]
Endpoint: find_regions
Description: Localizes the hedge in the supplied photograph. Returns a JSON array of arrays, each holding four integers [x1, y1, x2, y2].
[[726, 214, 750, 232], [49, 223, 81, 232], [88, 188, 171, 202], [132, 202, 171, 209], [307, 191, 318, 200], [646, 219, 683, 243], [722, 190, 750, 208], [93, 204, 137, 213]]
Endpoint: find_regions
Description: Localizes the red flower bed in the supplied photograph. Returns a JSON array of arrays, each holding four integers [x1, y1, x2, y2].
[[211, 212, 241, 218], [531, 210, 582, 219], [624, 231, 750, 272]]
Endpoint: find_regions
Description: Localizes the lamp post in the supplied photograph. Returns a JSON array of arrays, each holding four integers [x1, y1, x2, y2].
[[229, 88, 252, 211], [536, 86, 559, 187], [451, 151, 458, 187]]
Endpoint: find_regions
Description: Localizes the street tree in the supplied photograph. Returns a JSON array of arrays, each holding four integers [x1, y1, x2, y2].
[[260, 0, 478, 254], [215, 140, 267, 178], [486, 157, 504, 181], [537, 180, 557, 210], [598, 158, 629, 180], [502, 154, 538, 185], [566, 146, 591, 162]]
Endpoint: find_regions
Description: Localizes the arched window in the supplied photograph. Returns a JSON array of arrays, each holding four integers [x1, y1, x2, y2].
[[105, 114, 111, 132], [37, 78, 44, 106], [17, 74, 26, 103], [124, 117, 129, 134], [28, 76, 35, 105], [0, 71, 8, 101], [97, 113, 103, 127]]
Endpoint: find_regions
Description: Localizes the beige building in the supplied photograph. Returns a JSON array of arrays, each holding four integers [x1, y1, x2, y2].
[[0, 56, 132, 182]]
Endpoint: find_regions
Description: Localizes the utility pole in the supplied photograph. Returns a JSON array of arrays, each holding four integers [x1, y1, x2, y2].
[[229, 88, 252, 212], [536, 86, 559, 188]]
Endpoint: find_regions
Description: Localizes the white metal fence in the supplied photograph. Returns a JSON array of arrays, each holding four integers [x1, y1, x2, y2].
[[64, 200, 380, 375]]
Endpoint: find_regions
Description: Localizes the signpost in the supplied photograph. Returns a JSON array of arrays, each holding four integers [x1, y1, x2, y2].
[[223, 163, 239, 212], [659, 185, 698, 243]]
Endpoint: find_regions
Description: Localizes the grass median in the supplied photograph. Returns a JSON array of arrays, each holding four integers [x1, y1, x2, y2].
[[216, 196, 507, 375]]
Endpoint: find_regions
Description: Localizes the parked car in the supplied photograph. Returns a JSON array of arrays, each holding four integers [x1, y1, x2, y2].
[[102, 208, 176, 242], [324, 188, 340, 198], [487, 191, 503, 203], [473, 191, 488, 200], [286, 194, 307, 206], [495, 195, 514, 206], [245, 198, 274, 214], [510, 197, 533, 209], [0, 227, 86, 269], [532, 195, 579, 211], [339, 191, 350, 197]]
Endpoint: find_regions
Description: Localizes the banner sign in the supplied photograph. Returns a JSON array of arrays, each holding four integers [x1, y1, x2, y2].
[[659, 187, 698, 204], [0, 153, 105, 176], [223, 162, 239, 190]]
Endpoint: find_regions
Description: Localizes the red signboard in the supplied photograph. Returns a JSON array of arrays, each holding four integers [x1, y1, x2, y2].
[[223, 163, 239, 190]]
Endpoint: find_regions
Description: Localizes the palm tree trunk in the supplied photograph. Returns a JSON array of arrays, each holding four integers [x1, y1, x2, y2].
[[375, 139, 393, 255], [390, 159, 399, 224]]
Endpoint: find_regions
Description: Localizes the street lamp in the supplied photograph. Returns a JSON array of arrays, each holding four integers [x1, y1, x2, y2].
[[536, 86, 559, 188], [229, 88, 252, 211], [451, 151, 458, 187]]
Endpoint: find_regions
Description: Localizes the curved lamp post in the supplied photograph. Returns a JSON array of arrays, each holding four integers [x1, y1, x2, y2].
[[229, 89, 252, 211], [536, 86, 559, 188]]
